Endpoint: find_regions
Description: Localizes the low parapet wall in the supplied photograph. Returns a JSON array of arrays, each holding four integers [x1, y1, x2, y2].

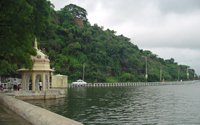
[[11, 89, 66, 100], [0, 93, 83, 125]]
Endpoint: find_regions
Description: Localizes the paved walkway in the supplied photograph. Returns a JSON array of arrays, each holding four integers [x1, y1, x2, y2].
[[0, 92, 31, 125]]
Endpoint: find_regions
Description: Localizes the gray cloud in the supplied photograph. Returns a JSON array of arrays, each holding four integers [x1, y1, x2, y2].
[[157, 0, 200, 14]]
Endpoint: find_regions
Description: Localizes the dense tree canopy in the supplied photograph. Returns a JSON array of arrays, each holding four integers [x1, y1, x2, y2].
[[62, 4, 88, 21], [0, 0, 51, 75]]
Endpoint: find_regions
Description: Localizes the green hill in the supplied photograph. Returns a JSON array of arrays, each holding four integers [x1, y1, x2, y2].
[[36, 4, 195, 83]]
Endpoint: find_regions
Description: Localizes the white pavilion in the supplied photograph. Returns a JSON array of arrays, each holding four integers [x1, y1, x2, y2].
[[17, 38, 54, 91]]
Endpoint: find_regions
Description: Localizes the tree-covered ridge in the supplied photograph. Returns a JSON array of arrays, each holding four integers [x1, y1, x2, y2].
[[36, 3, 196, 83], [0, 2, 196, 83]]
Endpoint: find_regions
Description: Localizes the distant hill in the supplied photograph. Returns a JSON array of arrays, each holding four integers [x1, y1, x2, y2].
[[36, 4, 195, 83]]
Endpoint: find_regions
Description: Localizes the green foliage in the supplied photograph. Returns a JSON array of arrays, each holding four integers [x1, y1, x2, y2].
[[105, 77, 117, 83], [62, 4, 87, 21], [0, 60, 18, 76], [148, 69, 160, 82], [0, 0, 50, 75], [67, 42, 81, 52]]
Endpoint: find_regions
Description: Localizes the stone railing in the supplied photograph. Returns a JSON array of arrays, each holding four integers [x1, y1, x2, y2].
[[68, 80, 199, 88]]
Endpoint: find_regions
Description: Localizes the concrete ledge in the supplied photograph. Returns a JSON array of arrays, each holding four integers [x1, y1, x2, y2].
[[12, 90, 66, 100], [0, 94, 83, 125]]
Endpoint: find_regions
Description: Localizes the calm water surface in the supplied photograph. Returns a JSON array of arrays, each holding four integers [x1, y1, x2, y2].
[[26, 83, 200, 125]]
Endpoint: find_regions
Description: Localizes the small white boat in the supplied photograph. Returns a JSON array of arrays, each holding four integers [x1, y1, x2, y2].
[[71, 79, 87, 85]]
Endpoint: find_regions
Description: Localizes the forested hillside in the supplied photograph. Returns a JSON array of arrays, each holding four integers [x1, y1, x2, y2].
[[36, 4, 196, 83], [0, 1, 196, 83]]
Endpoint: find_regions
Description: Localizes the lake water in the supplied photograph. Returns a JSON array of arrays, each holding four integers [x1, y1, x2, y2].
[[25, 82, 200, 125]]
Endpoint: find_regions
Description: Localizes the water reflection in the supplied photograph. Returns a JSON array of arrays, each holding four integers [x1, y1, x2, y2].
[[25, 83, 200, 124]]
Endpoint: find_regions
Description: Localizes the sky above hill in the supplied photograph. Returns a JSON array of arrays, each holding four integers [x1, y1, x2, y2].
[[49, 0, 200, 75]]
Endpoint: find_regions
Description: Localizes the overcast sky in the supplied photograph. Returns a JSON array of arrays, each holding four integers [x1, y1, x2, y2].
[[49, 0, 200, 75]]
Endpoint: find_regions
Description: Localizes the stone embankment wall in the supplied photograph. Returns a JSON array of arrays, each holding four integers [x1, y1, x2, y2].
[[0, 93, 83, 125], [12, 89, 66, 100]]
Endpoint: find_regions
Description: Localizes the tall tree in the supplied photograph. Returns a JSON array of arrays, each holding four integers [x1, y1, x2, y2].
[[0, 0, 51, 75], [63, 4, 88, 21]]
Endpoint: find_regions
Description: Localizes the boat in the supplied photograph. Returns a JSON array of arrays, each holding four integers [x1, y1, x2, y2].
[[71, 79, 87, 85]]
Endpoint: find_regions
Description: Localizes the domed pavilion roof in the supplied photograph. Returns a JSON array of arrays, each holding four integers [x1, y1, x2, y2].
[[17, 38, 54, 72]]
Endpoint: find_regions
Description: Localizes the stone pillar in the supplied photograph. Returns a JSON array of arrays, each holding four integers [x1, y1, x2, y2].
[[32, 73, 35, 91], [47, 74, 49, 90], [23, 73, 26, 90], [26, 75, 29, 90], [35, 75, 39, 91], [42, 73, 45, 91]]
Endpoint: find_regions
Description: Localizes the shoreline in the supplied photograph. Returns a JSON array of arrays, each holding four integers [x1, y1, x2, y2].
[[0, 92, 83, 125]]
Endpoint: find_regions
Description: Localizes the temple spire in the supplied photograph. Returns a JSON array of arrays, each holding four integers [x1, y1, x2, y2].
[[34, 38, 38, 50]]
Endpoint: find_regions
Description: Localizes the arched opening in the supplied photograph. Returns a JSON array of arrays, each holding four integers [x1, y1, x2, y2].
[[35, 74, 42, 91], [26, 75, 32, 90]]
